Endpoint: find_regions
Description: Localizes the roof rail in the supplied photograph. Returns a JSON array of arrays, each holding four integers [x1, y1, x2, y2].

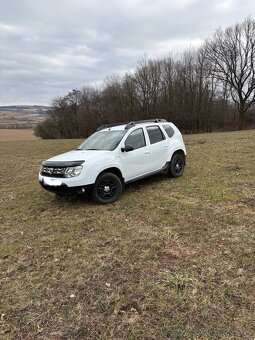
[[124, 121, 135, 129], [135, 118, 166, 124], [96, 122, 127, 131], [97, 118, 167, 131]]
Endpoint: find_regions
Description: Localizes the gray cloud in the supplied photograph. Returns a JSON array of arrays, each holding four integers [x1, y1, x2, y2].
[[1, 0, 255, 105]]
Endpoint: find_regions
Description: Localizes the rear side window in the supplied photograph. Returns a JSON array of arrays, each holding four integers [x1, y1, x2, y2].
[[125, 128, 146, 150], [163, 124, 175, 138], [146, 126, 165, 144]]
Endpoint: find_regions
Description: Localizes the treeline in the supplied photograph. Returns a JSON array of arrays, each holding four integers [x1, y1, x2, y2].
[[35, 18, 255, 139]]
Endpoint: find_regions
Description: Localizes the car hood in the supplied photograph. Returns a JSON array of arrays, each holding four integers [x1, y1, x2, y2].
[[46, 149, 112, 163]]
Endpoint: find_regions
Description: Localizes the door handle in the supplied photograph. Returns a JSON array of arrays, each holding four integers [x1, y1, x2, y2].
[[164, 145, 168, 147], [144, 151, 150, 154]]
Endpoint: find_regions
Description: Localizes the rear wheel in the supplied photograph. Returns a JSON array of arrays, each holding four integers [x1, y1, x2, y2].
[[92, 172, 122, 204], [168, 153, 185, 177]]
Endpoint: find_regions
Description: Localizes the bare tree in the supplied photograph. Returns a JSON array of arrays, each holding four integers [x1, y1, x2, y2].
[[131, 57, 162, 117], [36, 18, 255, 139], [204, 17, 255, 129], [102, 75, 127, 122], [160, 56, 176, 121]]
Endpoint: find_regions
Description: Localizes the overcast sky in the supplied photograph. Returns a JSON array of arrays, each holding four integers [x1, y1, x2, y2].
[[1, 0, 255, 105]]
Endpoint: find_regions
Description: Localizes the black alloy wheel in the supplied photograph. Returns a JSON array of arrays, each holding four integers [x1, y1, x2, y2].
[[168, 153, 185, 177], [92, 172, 122, 204]]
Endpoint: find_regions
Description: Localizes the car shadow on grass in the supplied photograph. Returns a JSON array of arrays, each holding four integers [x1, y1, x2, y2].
[[124, 172, 168, 193], [53, 172, 169, 206]]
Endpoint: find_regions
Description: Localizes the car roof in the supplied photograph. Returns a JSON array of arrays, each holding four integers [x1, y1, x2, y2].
[[98, 119, 174, 132]]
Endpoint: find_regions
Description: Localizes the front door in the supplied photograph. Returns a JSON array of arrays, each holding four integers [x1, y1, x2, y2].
[[120, 128, 150, 181]]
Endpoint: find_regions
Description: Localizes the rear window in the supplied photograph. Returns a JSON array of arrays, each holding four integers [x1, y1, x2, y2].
[[146, 125, 165, 144], [163, 124, 175, 138]]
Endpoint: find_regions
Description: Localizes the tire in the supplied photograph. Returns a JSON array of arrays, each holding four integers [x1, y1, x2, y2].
[[168, 153, 185, 178], [92, 172, 122, 204]]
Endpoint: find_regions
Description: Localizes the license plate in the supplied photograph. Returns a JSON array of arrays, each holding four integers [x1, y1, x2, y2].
[[43, 177, 62, 186]]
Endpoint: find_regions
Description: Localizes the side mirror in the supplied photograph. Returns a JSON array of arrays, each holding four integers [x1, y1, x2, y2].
[[121, 145, 134, 152]]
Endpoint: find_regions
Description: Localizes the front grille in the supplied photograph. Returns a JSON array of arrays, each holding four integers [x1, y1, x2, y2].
[[41, 166, 66, 177]]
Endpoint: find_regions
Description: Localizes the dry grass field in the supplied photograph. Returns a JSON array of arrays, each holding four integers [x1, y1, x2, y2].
[[0, 129, 40, 141], [0, 130, 254, 339], [0, 107, 47, 129]]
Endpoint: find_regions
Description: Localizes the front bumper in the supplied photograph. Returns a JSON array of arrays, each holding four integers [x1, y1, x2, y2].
[[39, 178, 90, 195]]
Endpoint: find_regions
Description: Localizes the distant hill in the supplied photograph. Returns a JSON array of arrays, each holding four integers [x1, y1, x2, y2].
[[0, 105, 50, 111], [0, 105, 50, 128]]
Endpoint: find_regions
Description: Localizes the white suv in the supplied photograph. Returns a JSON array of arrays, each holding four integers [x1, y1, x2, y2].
[[39, 119, 186, 204]]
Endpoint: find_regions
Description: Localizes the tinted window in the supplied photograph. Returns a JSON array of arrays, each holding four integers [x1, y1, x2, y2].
[[146, 126, 165, 144], [163, 124, 175, 138], [125, 128, 146, 150]]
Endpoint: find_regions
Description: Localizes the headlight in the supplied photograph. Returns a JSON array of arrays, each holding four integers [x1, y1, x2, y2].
[[64, 165, 83, 178]]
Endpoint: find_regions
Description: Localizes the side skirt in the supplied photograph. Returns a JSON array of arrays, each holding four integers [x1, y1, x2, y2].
[[125, 162, 170, 184]]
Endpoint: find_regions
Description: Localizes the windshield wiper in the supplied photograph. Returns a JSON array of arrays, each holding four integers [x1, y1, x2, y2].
[[75, 148, 82, 150]]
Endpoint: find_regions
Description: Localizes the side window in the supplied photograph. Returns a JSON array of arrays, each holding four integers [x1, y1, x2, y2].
[[163, 124, 175, 138], [125, 128, 146, 150], [146, 125, 165, 144]]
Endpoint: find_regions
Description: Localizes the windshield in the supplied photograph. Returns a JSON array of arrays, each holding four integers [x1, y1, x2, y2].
[[77, 130, 126, 151]]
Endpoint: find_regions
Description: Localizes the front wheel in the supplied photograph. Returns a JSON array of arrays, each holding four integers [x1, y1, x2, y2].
[[168, 153, 185, 178], [92, 172, 123, 204]]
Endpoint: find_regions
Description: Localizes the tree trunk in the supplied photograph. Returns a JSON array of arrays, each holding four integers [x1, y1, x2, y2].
[[238, 102, 245, 130]]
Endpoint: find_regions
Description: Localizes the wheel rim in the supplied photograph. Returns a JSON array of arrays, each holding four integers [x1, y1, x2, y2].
[[174, 158, 183, 175], [97, 179, 118, 200]]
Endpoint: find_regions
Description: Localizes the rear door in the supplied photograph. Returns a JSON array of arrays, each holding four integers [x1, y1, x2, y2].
[[145, 125, 169, 171]]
